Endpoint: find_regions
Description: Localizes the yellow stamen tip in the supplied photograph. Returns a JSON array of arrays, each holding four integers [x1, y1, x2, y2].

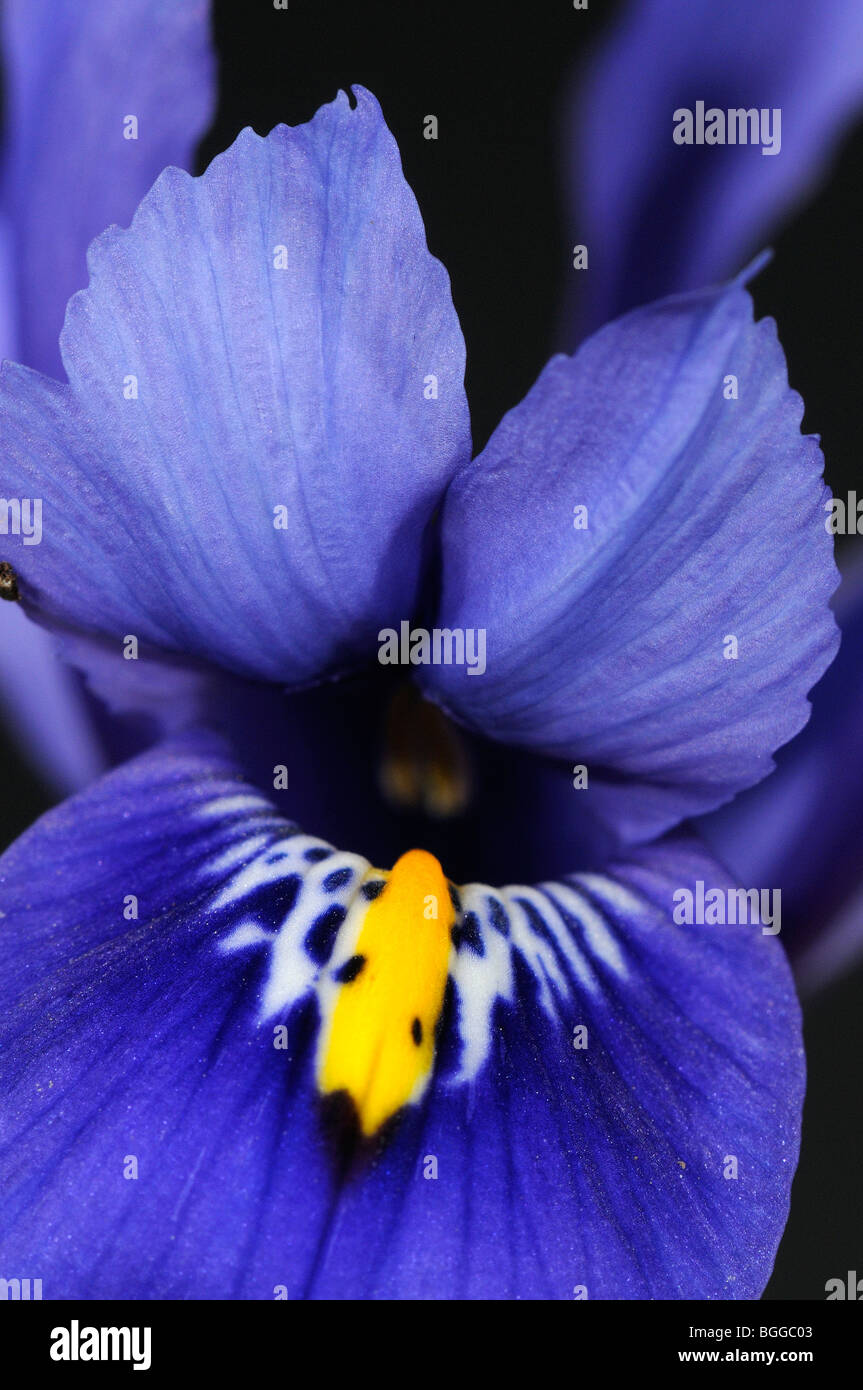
[[317, 849, 455, 1136]]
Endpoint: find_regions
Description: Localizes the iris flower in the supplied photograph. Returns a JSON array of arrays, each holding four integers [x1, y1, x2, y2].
[[0, 83, 839, 1298], [563, 0, 863, 993]]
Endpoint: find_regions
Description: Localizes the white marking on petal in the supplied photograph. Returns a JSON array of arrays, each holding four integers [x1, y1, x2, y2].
[[546, 881, 628, 978], [208, 834, 274, 876], [512, 886, 598, 995], [447, 874, 642, 1081], [210, 844, 291, 910], [220, 921, 274, 952], [201, 805, 373, 1022], [450, 885, 514, 1082], [199, 798, 649, 1095], [578, 873, 644, 920], [258, 854, 370, 1020], [201, 793, 273, 820]]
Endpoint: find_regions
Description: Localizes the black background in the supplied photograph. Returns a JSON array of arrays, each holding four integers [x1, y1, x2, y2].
[[1, 0, 862, 1300]]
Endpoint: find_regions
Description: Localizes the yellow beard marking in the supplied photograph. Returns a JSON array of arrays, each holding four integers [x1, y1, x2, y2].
[[317, 849, 454, 1137]]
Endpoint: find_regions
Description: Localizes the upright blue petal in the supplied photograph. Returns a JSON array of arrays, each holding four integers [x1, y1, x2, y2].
[[567, 0, 863, 337], [0, 0, 216, 378], [0, 90, 471, 687], [0, 736, 803, 1298], [425, 276, 838, 842]]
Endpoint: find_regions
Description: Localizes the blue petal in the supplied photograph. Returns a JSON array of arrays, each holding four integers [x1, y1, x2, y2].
[[567, 0, 863, 337], [0, 0, 215, 793], [0, 213, 16, 360], [0, 0, 216, 377], [0, 737, 802, 1298], [0, 89, 470, 686], [424, 278, 839, 842], [701, 553, 863, 991], [0, 609, 108, 793]]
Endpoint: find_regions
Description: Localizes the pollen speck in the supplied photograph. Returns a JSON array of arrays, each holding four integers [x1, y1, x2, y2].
[[0, 562, 20, 602]]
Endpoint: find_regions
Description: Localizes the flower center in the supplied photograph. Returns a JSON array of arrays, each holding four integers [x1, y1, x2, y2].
[[377, 681, 471, 819]]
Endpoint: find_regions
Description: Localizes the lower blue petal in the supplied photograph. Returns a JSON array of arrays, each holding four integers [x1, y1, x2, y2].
[[0, 736, 803, 1298]]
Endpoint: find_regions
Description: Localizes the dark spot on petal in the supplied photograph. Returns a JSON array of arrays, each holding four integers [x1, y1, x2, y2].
[[411, 1017, 423, 1046], [304, 846, 332, 864], [451, 910, 484, 956], [514, 899, 565, 965], [488, 897, 510, 937], [323, 866, 353, 891], [334, 953, 365, 984], [434, 977, 457, 1053], [319, 1089, 404, 1174], [361, 879, 386, 900], [236, 873, 300, 928], [304, 904, 347, 965]]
